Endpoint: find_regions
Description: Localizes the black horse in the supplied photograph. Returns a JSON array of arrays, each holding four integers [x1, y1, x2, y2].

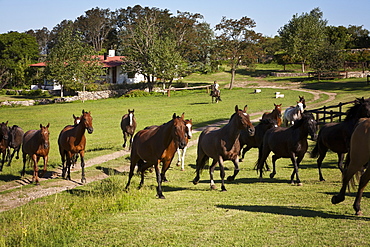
[[257, 113, 317, 185], [239, 118, 278, 171], [310, 97, 370, 181], [7, 125, 24, 167], [121, 109, 137, 150]]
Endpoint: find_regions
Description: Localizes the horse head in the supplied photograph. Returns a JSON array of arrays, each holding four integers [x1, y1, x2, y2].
[[302, 113, 317, 141], [0, 121, 8, 141], [39, 123, 50, 149], [185, 119, 193, 139], [274, 103, 282, 118], [299, 96, 306, 109], [73, 114, 81, 125], [235, 105, 255, 136], [347, 97, 370, 120], [172, 113, 187, 149], [81, 110, 94, 134], [128, 109, 135, 126], [297, 102, 304, 114]]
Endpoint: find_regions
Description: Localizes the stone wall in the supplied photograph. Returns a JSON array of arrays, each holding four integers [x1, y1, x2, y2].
[[0, 89, 128, 107]]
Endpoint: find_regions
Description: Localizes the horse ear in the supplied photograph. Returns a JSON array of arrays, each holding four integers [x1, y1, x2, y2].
[[181, 112, 185, 120], [46, 123, 50, 128], [235, 105, 239, 112], [40, 124, 42, 129], [82, 109, 85, 114], [243, 105, 248, 112], [73, 114, 76, 119], [173, 113, 176, 119]]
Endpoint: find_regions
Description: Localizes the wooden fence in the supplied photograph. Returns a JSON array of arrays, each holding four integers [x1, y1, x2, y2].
[[165, 85, 211, 97], [306, 100, 355, 125]]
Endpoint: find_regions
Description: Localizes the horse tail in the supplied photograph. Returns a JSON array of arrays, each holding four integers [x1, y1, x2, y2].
[[195, 155, 208, 172], [310, 142, 319, 158]]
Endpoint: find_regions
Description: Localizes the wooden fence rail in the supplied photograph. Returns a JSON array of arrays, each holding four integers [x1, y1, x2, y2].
[[306, 100, 355, 125], [165, 85, 211, 97]]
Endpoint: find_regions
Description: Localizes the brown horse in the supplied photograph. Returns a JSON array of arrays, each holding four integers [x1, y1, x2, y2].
[[262, 103, 282, 126], [58, 110, 94, 183], [193, 105, 255, 191], [311, 97, 370, 181], [0, 121, 9, 171], [257, 113, 317, 185], [6, 125, 24, 167], [332, 118, 370, 215], [121, 109, 137, 150], [21, 123, 50, 185], [176, 119, 193, 171], [125, 113, 187, 199]]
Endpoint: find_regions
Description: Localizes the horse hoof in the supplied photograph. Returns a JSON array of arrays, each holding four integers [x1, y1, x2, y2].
[[181, 169, 185, 171], [297, 183, 303, 186], [227, 176, 234, 181], [239, 159, 243, 162], [269, 173, 275, 179], [210, 185, 217, 190], [355, 210, 363, 216], [331, 195, 344, 204], [157, 195, 166, 199]]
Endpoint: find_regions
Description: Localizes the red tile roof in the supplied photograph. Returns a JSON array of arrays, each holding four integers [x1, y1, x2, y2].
[[29, 55, 125, 68]]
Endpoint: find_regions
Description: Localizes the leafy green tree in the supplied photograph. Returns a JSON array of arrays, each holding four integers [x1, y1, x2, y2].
[[46, 22, 104, 97], [278, 7, 327, 72], [347, 25, 370, 49], [310, 43, 344, 79], [0, 32, 39, 89], [325, 25, 351, 50], [215, 16, 262, 89]]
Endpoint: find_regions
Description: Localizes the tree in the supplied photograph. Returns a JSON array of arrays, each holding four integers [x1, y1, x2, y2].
[[75, 7, 115, 51], [278, 8, 327, 72], [215, 16, 262, 89], [310, 43, 344, 79], [26, 27, 51, 55], [0, 32, 39, 89], [347, 25, 370, 48], [46, 22, 104, 97], [325, 25, 351, 50]]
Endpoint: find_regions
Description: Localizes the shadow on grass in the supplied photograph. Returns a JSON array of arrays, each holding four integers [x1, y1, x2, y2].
[[216, 204, 370, 220]]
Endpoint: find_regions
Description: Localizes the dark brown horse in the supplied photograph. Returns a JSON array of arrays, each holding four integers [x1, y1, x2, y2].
[[257, 113, 317, 185], [262, 103, 282, 126], [311, 97, 370, 181], [121, 109, 137, 150], [125, 113, 187, 199], [21, 123, 50, 185], [6, 125, 24, 167], [193, 105, 255, 191], [332, 118, 370, 215], [58, 110, 94, 183], [0, 121, 9, 171], [239, 118, 278, 170]]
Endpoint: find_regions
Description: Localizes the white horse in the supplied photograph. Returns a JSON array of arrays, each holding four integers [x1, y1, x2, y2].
[[176, 119, 193, 171], [283, 102, 304, 126]]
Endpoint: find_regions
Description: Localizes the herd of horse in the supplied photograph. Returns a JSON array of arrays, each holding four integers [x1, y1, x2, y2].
[[1, 96, 370, 215]]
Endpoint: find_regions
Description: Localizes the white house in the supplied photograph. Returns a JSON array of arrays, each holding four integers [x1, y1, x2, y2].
[[29, 50, 147, 90]]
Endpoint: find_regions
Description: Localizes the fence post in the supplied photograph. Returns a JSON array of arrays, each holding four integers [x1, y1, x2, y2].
[[339, 102, 342, 122], [330, 110, 334, 122], [323, 106, 326, 123], [167, 89, 171, 97]]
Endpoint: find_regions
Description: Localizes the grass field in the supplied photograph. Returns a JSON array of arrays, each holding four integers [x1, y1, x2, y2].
[[1, 67, 370, 246]]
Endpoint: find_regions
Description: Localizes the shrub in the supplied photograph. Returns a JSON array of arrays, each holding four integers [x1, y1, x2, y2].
[[124, 89, 150, 97]]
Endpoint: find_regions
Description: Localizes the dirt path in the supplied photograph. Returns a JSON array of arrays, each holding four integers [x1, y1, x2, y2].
[[0, 84, 335, 213]]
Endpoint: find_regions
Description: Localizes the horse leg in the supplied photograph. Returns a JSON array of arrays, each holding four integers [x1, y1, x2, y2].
[[161, 160, 171, 182], [176, 148, 181, 167], [21, 153, 27, 176], [270, 155, 279, 179], [154, 163, 165, 199], [39, 155, 48, 179], [129, 134, 134, 150], [218, 157, 228, 192], [209, 159, 218, 190], [80, 152, 86, 183], [122, 132, 127, 148], [337, 152, 345, 173], [227, 158, 239, 182], [193, 152, 208, 185], [32, 155, 39, 185], [290, 154, 303, 186], [240, 146, 251, 162], [317, 148, 328, 182], [7, 148, 16, 166], [0, 150, 5, 171], [125, 156, 138, 190], [181, 147, 187, 171], [353, 165, 370, 215]]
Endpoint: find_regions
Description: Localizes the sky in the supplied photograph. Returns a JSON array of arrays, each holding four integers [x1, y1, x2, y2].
[[1, 0, 370, 37]]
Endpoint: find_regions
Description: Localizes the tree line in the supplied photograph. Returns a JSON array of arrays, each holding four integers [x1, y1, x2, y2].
[[0, 6, 369, 92]]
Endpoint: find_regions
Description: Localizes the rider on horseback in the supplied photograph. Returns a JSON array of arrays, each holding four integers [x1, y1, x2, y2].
[[210, 81, 222, 102]]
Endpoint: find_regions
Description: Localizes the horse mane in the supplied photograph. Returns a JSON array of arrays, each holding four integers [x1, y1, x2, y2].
[[259, 118, 277, 125], [344, 97, 370, 121]]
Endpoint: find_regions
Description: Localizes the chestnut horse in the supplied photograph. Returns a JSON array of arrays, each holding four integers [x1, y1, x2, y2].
[[311, 97, 370, 181], [332, 118, 370, 215], [262, 103, 282, 126], [0, 121, 9, 171], [176, 119, 193, 171], [58, 110, 94, 183], [257, 113, 317, 185], [21, 123, 50, 185], [193, 105, 255, 191], [121, 109, 137, 150], [7, 125, 24, 167], [125, 113, 187, 199]]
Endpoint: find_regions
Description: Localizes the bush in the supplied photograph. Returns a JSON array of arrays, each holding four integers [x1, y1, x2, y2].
[[123, 89, 150, 98], [20, 89, 51, 98]]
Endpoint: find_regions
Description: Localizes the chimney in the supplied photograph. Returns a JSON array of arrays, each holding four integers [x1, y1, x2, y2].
[[103, 53, 108, 60], [108, 50, 115, 57]]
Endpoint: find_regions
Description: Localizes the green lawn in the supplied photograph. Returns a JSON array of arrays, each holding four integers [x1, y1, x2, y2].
[[1, 68, 370, 246]]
